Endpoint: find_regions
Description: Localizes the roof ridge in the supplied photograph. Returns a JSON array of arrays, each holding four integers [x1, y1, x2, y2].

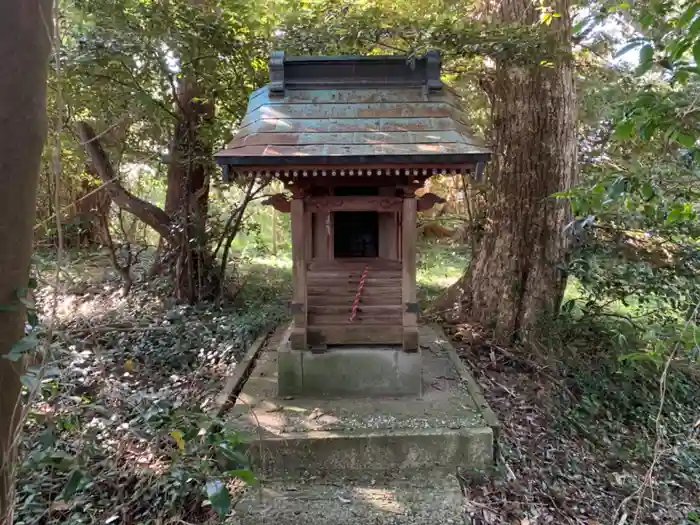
[[269, 51, 443, 93]]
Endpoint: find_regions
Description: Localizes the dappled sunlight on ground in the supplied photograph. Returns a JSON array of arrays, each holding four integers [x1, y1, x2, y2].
[[19, 252, 289, 524], [351, 486, 405, 514]]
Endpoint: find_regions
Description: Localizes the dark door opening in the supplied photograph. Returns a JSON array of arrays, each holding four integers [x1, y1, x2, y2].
[[334, 211, 379, 258]]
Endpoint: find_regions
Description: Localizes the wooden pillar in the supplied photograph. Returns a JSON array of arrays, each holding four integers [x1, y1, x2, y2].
[[379, 187, 397, 260], [305, 209, 313, 261], [312, 211, 330, 261], [401, 192, 418, 351], [290, 196, 307, 350]]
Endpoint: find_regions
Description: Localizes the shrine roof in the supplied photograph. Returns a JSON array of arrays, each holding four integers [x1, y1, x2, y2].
[[214, 51, 491, 179]]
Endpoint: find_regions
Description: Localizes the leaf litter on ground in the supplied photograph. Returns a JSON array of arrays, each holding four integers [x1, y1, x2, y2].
[[16, 250, 289, 524], [449, 321, 700, 525]]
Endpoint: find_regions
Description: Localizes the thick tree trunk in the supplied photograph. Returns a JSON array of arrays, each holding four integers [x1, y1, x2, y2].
[[436, 0, 577, 343], [0, 1, 52, 522], [164, 79, 216, 302]]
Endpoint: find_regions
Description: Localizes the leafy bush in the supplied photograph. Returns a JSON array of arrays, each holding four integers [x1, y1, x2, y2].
[[17, 405, 253, 524]]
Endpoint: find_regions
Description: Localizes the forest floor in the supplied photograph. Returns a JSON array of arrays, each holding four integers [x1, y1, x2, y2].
[[16, 244, 700, 525]]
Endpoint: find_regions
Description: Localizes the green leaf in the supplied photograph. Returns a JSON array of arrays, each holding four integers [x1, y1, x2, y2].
[[693, 39, 700, 66], [21, 374, 41, 392], [669, 38, 692, 60], [640, 11, 654, 28], [226, 468, 257, 485], [551, 190, 572, 198], [614, 120, 635, 139], [218, 443, 249, 469], [62, 469, 84, 501], [19, 296, 35, 309], [640, 183, 655, 201], [573, 17, 592, 36], [205, 479, 231, 519], [640, 120, 658, 139], [690, 16, 700, 38], [675, 132, 696, 148], [608, 176, 627, 199], [636, 45, 654, 75], [4, 335, 38, 361], [679, 2, 700, 26]]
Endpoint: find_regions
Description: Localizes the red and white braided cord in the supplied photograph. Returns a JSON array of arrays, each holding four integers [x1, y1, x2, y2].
[[349, 264, 369, 322]]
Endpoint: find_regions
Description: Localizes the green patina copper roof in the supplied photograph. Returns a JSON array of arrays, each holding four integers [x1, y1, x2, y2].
[[214, 51, 491, 178]]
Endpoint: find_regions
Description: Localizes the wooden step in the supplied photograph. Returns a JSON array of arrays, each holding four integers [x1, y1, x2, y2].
[[307, 271, 401, 280], [308, 259, 402, 271], [308, 313, 402, 325], [307, 286, 401, 297], [308, 305, 402, 316], [307, 325, 403, 345], [307, 277, 401, 287], [307, 295, 401, 307]]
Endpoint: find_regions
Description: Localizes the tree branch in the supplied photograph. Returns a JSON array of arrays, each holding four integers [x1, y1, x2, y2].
[[77, 121, 176, 244]]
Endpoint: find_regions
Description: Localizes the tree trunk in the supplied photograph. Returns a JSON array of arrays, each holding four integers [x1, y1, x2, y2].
[[0, 1, 52, 522], [78, 121, 176, 243], [164, 79, 216, 302], [436, 0, 577, 344]]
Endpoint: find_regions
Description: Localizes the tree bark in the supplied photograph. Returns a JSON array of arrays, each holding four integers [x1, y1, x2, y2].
[[436, 0, 577, 344], [164, 79, 215, 302], [78, 121, 176, 244], [0, 1, 52, 522]]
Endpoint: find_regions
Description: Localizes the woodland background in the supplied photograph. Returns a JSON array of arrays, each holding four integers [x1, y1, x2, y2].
[[0, 0, 699, 523]]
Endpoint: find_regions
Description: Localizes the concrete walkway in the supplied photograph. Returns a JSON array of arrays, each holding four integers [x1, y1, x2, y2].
[[230, 473, 467, 525], [225, 325, 498, 523]]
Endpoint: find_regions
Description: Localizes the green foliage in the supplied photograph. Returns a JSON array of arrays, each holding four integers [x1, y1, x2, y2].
[[556, 4, 700, 364], [17, 405, 253, 524], [417, 241, 470, 305], [546, 314, 700, 480], [14, 252, 293, 524]]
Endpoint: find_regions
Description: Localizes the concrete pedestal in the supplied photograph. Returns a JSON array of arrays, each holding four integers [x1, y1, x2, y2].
[[277, 335, 422, 398], [229, 325, 496, 478]]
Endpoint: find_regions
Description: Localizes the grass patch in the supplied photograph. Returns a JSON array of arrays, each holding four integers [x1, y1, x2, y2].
[[417, 241, 469, 305]]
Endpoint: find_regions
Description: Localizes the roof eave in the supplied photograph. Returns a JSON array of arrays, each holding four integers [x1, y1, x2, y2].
[[214, 152, 491, 167]]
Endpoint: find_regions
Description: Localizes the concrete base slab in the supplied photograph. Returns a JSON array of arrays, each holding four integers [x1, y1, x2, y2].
[[278, 339, 422, 397], [230, 325, 494, 477], [231, 474, 466, 525]]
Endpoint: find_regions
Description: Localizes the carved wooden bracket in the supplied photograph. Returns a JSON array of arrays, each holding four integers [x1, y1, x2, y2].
[[262, 193, 291, 213], [417, 192, 446, 212]]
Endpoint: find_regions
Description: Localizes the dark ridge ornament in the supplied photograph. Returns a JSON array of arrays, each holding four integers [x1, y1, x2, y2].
[[265, 50, 444, 93]]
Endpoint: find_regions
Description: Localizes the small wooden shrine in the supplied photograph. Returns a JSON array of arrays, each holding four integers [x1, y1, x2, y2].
[[216, 51, 490, 355]]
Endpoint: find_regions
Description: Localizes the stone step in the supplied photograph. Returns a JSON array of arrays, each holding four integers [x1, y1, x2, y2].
[[230, 473, 468, 525], [250, 425, 491, 478], [231, 326, 495, 478]]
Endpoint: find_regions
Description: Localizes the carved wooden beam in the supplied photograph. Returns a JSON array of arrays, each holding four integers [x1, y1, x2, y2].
[[262, 193, 291, 213], [417, 192, 446, 212], [305, 196, 403, 212]]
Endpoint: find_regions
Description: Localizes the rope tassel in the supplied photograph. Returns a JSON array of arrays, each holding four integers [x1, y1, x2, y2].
[[349, 264, 369, 322]]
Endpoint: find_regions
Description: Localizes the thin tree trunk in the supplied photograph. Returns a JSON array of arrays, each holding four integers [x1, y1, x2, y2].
[[0, 1, 52, 522], [271, 206, 278, 255], [436, 0, 577, 344]]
